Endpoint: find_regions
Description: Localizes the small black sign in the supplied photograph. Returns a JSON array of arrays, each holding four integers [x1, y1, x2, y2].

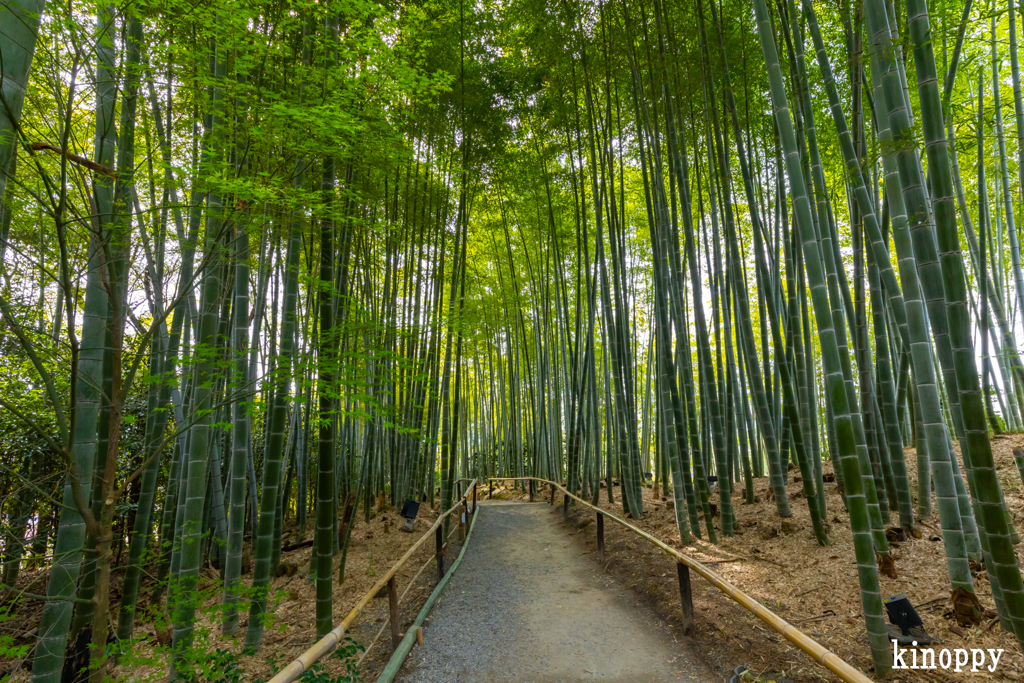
[[401, 499, 420, 519]]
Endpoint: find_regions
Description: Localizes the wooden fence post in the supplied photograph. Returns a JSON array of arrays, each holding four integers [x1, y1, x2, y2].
[[473, 483, 477, 513], [529, 479, 534, 502], [435, 526, 444, 581], [388, 576, 400, 651], [562, 488, 569, 517], [489, 478, 493, 499], [597, 512, 605, 563], [549, 483, 555, 505], [677, 561, 695, 635], [459, 498, 467, 541]]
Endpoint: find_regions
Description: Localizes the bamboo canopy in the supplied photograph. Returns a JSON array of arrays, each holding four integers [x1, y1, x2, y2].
[[0, 0, 1023, 679]]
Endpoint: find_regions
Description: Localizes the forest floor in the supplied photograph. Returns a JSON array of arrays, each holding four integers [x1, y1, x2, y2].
[[4, 435, 1024, 683], [483, 433, 1024, 682], [1, 493, 472, 682]]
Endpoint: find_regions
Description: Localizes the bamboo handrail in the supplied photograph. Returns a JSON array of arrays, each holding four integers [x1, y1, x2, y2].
[[489, 477, 875, 683], [374, 494, 483, 682], [355, 521, 466, 666], [265, 479, 478, 683], [268, 474, 873, 683]]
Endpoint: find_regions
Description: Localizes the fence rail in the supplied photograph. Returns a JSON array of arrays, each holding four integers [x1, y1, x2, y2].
[[268, 475, 873, 683], [265, 480, 478, 683], [488, 476, 874, 683]]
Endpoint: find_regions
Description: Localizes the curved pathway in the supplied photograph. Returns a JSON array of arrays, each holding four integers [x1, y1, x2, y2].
[[397, 500, 723, 683]]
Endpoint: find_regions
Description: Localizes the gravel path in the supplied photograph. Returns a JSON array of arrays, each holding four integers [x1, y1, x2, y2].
[[396, 500, 723, 683]]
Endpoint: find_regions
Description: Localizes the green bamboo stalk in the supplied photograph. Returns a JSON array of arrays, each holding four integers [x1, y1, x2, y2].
[[749, 197, 828, 544], [702, 0, 799, 528], [314, 12, 339, 631], [805, 0, 980, 581], [30, 6, 116, 679], [990, 19, 1024, 430], [777, 2, 882, 542], [222, 216, 250, 635], [2, 455, 37, 586], [752, 0, 890, 670], [648, 183, 691, 544], [1006, 0, 1024, 333], [170, 96, 225, 683], [116, 333, 171, 641], [899, 0, 1024, 640], [0, 0, 45, 208], [654, 38, 712, 532], [1014, 449, 1024, 487], [949, 116, 1024, 429], [244, 222, 302, 651]]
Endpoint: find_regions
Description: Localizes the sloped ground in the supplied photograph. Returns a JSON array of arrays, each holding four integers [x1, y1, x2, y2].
[[393, 500, 722, 683], [5, 433, 1024, 683], [0, 494, 468, 682], [486, 433, 1024, 682]]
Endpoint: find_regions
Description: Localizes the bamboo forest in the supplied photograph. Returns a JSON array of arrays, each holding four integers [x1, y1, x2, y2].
[[5, 0, 1024, 679]]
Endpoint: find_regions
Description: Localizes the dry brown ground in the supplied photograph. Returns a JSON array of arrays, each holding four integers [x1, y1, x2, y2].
[[4, 434, 1024, 683], [0, 493, 474, 682], [482, 434, 1024, 682]]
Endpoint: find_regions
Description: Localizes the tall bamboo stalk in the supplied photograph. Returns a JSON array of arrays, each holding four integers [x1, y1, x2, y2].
[[752, 0, 890, 669]]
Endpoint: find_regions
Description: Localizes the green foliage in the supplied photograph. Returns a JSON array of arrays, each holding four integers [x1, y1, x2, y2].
[[297, 637, 363, 683], [180, 648, 246, 683], [6, 0, 1024, 676], [0, 609, 29, 660], [113, 567, 304, 680]]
